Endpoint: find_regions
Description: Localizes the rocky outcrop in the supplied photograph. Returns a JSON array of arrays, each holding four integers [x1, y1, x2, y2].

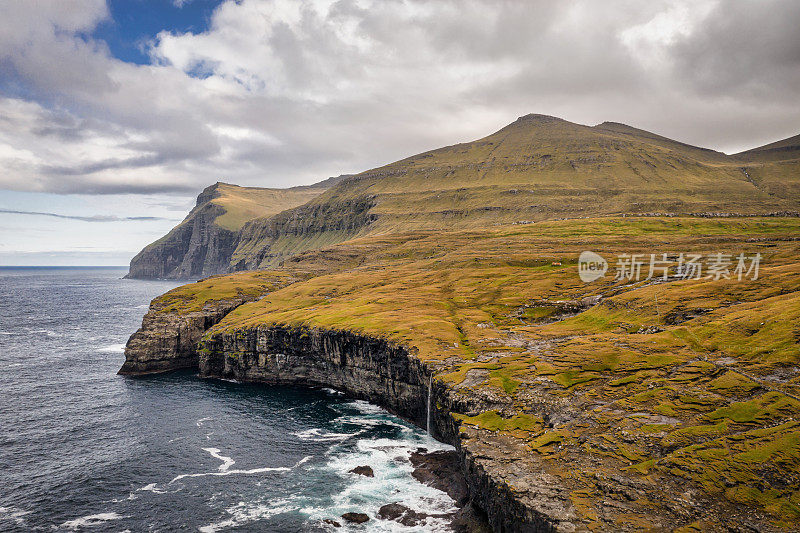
[[230, 196, 378, 270], [126, 184, 238, 280], [126, 177, 348, 280], [198, 326, 430, 424], [196, 325, 570, 532], [118, 296, 255, 375]]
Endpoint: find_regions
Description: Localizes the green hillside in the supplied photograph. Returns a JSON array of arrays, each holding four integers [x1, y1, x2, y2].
[[230, 114, 800, 270], [126, 179, 341, 279]]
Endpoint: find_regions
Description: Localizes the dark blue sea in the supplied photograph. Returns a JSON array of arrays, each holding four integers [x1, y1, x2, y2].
[[0, 267, 454, 532]]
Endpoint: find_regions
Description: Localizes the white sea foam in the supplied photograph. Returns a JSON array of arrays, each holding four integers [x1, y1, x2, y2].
[[96, 343, 126, 353], [169, 455, 311, 484], [294, 428, 361, 442], [60, 512, 125, 530], [198, 498, 294, 533], [0, 506, 31, 526], [135, 482, 175, 495], [347, 399, 386, 414], [306, 435, 457, 532], [196, 416, 213, 427], [170, 465, 288, 483], [203, 447, 235, 471], [333, 415, 414, 432]]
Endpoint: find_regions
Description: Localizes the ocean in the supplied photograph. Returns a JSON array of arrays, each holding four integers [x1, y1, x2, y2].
[[0, 267, 455, 532]]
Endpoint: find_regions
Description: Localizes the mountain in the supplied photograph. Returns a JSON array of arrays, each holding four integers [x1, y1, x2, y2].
[[125, 179, 343, 279], [230, 114, 800, 270], [127, 114, 800, 277], [121, 114, 800, 529], [735, 132, 800, 161]]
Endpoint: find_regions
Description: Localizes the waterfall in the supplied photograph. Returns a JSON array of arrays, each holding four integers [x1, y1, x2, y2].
[[427, 374, 433, 435]]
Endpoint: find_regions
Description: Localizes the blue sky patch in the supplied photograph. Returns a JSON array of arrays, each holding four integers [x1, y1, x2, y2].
[[93, 0, 226, 65]]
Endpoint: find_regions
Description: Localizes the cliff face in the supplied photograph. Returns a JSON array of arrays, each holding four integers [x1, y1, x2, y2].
[[119, 270, 301, 375], [197, 325, 567, 532], [119, 296, 245, 375], [126, 184, 239, 280], [126, 179, 341, 280], [230, 196, 378, 270]]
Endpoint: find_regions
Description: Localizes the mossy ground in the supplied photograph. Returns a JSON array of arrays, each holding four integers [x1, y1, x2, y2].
[[211, 182, 327, 231], [165, 216, 800, 529], [153, 270, 300, 314]]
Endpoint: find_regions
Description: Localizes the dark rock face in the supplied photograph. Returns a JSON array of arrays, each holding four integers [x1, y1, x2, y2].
[[126, 184, 238, 280], [231, 196, 378, 270], [349, 465, 374, 477], [198, 326, 431, 428], [376, 502, 449, 527], [118, 297, 254, 375], [410, 450, 469, 504], [341, 512, 369, 524]]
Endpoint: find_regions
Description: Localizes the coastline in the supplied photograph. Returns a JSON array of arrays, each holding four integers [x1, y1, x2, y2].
[[121, 301, 549, 531]]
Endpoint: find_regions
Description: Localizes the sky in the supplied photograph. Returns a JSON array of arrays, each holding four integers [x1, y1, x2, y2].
[[0, 0, 798, 265]]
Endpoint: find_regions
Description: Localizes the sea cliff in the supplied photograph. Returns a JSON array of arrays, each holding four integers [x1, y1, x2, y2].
[[120, 215, 800, 532]]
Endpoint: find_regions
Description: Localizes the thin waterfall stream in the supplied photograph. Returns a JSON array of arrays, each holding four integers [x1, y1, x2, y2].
[[427, 374, 432, 435]]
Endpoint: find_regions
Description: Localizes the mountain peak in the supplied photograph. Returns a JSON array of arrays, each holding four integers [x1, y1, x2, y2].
[[514, 113, 566, 124]]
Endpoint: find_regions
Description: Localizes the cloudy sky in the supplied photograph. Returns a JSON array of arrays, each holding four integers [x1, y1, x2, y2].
[[0, 0, 798, 265]]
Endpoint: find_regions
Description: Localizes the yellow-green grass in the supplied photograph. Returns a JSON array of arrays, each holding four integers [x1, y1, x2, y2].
[[228, 115, 800, 270], [167, 215, 800, 527], [211, 182, 327, 231], [154, 270, 301, 314]]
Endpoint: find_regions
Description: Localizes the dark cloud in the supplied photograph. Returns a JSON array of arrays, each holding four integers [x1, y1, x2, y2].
[[0, 208, 178, 222], [670, 0, 800, 99]]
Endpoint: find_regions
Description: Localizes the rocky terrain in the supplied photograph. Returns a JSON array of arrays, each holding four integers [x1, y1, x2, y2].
[[121, 116, 800, 531], [126, 179, 343, 279]]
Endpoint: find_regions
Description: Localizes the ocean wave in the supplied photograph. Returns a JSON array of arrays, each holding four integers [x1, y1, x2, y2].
[[96, 343, 126, 353], [198, 498, 295, 533], [347, 399, 386, 414], [28, 328, 61, 337], [168, 455, 311, 484], [60, 512, 125, 530], [333, 415, 414, 432], [0, 506, 31, 526], [293, 428, 361, 442]]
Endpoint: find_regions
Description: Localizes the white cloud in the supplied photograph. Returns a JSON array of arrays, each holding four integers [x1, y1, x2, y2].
[[0, 0, 798, 198]]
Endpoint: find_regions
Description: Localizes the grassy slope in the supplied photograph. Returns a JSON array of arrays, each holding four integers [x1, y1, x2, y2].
[[211, 182, 329, 231], [151, 270, 302, 314], [157, 216, 800, 529], [230, 115, 800, 269], [147, 118, 800, 528]]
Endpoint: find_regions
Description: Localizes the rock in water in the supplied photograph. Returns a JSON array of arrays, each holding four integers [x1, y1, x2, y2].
[[349, 465, 374, 477], [341, 512, 369, 524], [410, 449, 469, 504]]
